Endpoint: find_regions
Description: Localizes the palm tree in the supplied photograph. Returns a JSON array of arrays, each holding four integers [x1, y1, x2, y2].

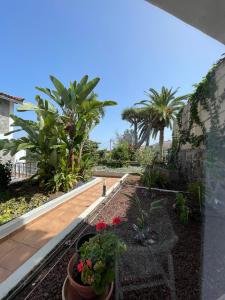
[[137, 87, 188, 160], [121, 108, 141, 148]]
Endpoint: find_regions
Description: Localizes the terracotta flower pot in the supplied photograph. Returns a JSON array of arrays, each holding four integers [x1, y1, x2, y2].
[[76, 233, 96, 253], [67, 254, 96, 299], [67, 254, 114, 300]]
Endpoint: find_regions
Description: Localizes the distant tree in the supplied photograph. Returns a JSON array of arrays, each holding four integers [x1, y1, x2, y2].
[[115, 129, 136, 146], [121, 108, 141, 147]]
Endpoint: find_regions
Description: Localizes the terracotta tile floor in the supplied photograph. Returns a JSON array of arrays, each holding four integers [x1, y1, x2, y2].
[[0, 177, 119, 283]]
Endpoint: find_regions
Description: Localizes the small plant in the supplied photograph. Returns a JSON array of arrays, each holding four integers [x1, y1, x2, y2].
[[188, 182, 204, 213], [124, 192, 164, 245], [176, 193, 189, 224], [74, 217, 126, 295], [0, 161, 12, 191], [46, 171, 79, 192], [141, 166, 168, 189]]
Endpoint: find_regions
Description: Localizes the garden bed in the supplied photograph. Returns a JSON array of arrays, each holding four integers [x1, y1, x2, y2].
[[0, 177, 96, 226], [94, 165, 143, 175], [12, 175, 202, 300]]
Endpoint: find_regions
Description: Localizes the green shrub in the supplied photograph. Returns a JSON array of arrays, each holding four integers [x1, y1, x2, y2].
[[0, 161, 12, 191], [111, 143, 130, 162], [176, 193, 189, 224], [188, 182, 204, 212], [135, 148, 155, 166], [99, 159, 125, 168], [0, 194, 47, 225], [141, 167, 168, 188]]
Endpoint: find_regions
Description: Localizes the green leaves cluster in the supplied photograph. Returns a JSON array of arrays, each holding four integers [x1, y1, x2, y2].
[[135, 147, 156, 167], [176, 193, 189, 225], [177, 58, 225, 148], [0, 162, 12, 191], [1, 75, 117, 191], [0, 194, 47, 225], [79, 232, 126, 295], [141, 165, 169, 189]]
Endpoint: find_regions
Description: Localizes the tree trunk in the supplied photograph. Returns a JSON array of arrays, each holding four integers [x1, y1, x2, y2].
[[77, 141, 84, 168], [137, 131, 148, 149], [145, 127, 151, 148], [159, 128, 164, 161], [68, 146, 75, 170], [145, 135, 150, 147], [134, 122, 138, 148]]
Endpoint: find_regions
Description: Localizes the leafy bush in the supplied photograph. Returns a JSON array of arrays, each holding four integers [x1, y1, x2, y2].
[[98, 159, 126, 168], [97, 149, 108, 160], [188, 182, 204, 212], [176, 193, 189, 224], [0, 194, 47, 225], [47, 172, 79, 192], [111, 143, 130, 162], [141, 166, 169, 188], [0, 161, 12, 191], [135, 148, 155, 166]]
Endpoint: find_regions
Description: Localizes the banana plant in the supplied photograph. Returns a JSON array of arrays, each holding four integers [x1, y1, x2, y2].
[[1, 75, 117, 192], [1, 96, 66, 187], [36, 75, 117, 171]]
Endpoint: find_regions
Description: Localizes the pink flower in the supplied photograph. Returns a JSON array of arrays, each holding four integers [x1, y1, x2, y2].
[[77, 261, 83, 272], [86, 259, 92, 268], [96, 221, 107, 231], [112, 217, 121, 225]]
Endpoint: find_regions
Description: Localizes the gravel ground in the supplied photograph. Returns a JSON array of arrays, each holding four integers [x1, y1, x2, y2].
[[13, 175, 202, 300]]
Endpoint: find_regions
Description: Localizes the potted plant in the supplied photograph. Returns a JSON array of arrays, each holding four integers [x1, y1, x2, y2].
[[76, 232, 96, 253], [67, 217, 126, 299]]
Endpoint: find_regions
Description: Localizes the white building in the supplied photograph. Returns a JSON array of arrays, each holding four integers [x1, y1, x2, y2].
[[0, 92, 24, 163]]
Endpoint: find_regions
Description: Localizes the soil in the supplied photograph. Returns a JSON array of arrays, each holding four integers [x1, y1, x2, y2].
[[12, 175, 202, 300]]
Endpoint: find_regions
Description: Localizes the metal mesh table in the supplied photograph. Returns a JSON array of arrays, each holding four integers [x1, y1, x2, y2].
[[114, 204, 178, 300]]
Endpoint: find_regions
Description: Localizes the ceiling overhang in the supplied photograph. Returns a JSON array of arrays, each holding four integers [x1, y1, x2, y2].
[[146, 0, 225, 45]]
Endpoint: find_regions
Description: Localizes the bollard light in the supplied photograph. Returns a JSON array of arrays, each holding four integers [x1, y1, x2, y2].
[[102, 179, 106, 196]]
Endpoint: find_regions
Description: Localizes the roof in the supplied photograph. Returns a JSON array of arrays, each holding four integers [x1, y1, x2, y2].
[[147, 0, 225, 45], [0, 92, 24, 104], [150, 140, 172, 150]]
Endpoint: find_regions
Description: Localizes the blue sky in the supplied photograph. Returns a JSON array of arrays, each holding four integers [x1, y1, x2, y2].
[[1, 0, 224, 149]]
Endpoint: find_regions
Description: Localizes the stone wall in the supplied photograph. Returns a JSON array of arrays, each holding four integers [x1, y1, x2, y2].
[[175, 58, 225, 182], [177, 148, 205, 182]]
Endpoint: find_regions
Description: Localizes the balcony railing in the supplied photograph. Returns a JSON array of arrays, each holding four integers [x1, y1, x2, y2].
[[12, 162, 37, 179]]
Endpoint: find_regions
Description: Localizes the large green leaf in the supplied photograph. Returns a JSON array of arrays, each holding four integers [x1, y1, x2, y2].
[[17, 143, 35, 151], [78, 77, 100, 101], [17, 102, 39, 112], [50, 75, 65, 94], [4, 129, 22, 136]]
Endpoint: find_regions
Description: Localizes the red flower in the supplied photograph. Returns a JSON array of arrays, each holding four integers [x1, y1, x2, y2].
[[86, 259, 92, 268], [112, 217, 121, 225], [96, 221, 107, 231], [77, 261, 83, 272]]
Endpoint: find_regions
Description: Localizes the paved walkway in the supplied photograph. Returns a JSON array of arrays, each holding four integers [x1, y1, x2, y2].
[[0, 177, 119, 283]]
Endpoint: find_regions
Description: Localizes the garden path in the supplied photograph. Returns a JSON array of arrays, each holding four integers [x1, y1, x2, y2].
[[0, 177, 119, 284]]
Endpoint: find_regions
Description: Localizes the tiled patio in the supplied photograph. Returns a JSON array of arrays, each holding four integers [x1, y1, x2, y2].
[[0, 177, 119, 283]]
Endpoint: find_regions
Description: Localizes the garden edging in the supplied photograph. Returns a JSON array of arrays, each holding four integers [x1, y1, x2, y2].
[[0, 177, 102, 240], [0, 174, 128, 300]]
